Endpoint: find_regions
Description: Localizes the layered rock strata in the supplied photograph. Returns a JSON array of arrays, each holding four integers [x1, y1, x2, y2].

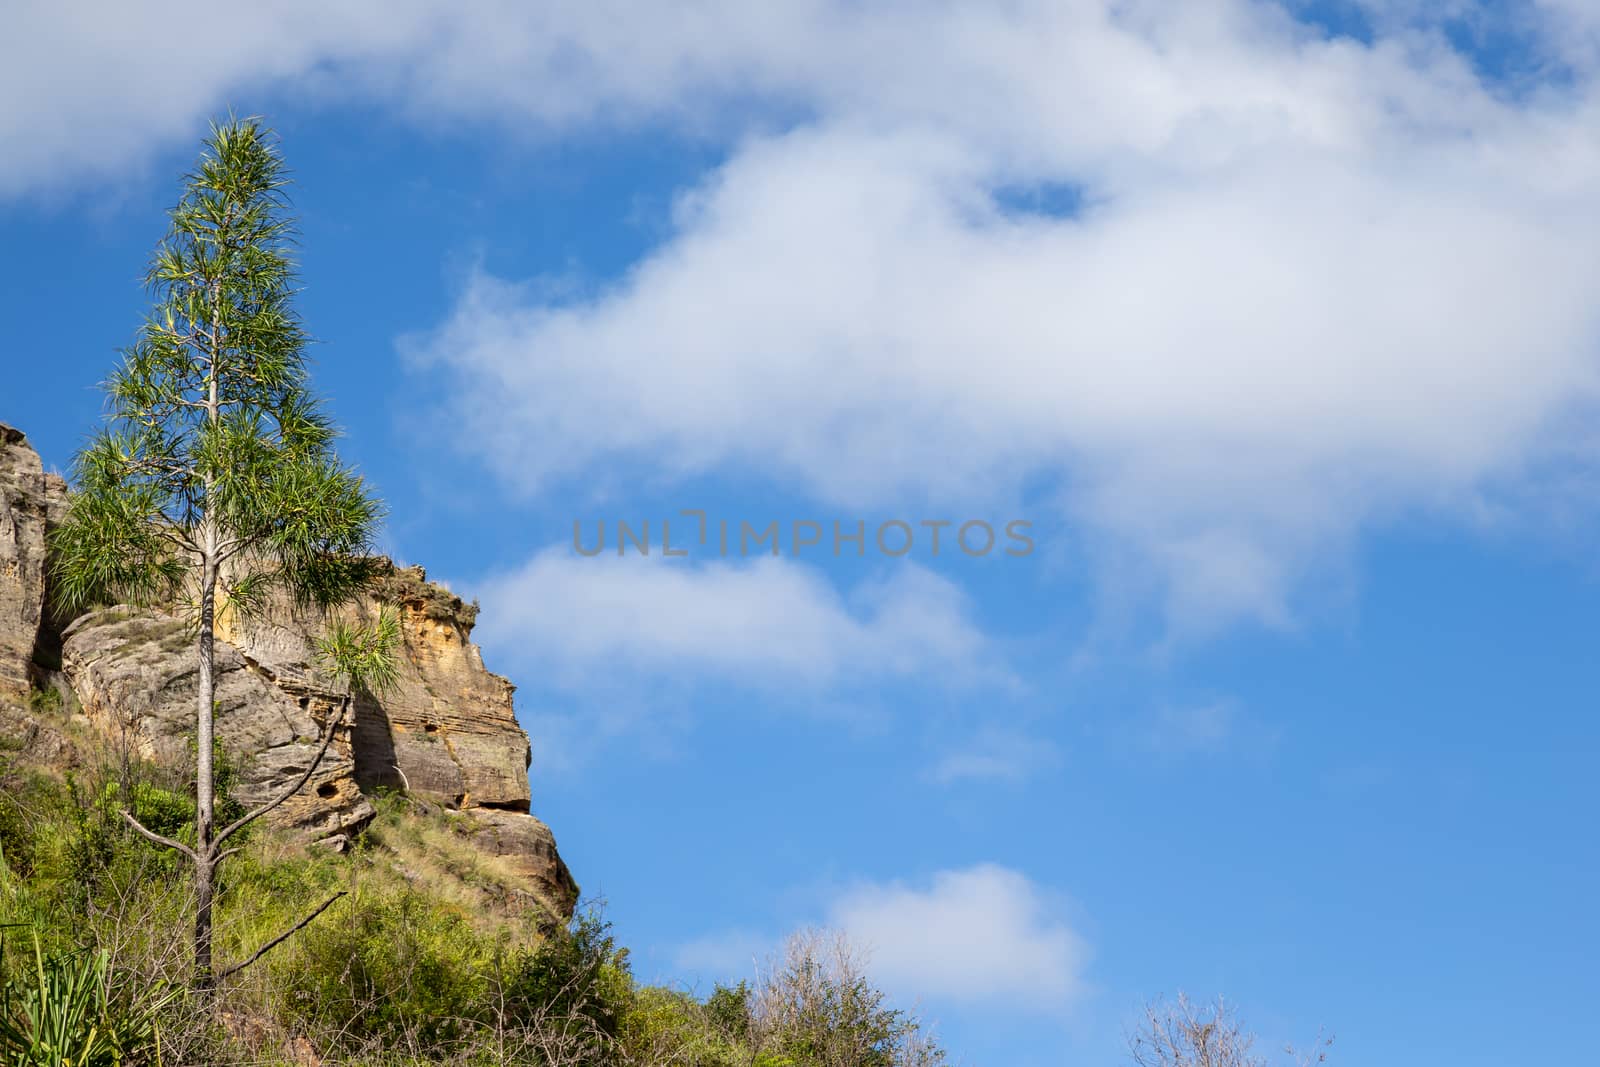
[[0, 421, 576, 920]]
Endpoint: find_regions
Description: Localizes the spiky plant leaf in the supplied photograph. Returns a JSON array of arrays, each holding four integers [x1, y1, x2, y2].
[[313, 607, 403, 697]]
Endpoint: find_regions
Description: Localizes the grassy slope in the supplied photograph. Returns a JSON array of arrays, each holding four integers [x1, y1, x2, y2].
[[0, 694, 945, 1066]]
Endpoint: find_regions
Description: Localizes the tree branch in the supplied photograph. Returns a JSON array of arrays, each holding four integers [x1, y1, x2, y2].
[[212, 705, 342, 851], [157, 524, 202, 556], [216, 891, 346, 981], [119, 808, 198, 862]]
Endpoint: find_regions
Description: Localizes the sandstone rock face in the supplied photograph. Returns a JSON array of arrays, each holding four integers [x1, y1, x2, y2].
[[463, 808, 580, 920], [219, 566, 533, 813], [212, 567, 576, 913], [0, 700, 76, 769], [61, 608, 374, 842], [0, 423, 63, 707]]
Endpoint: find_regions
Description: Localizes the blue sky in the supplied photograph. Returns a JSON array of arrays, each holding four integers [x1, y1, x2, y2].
[[4, 1, 1599, 1063]]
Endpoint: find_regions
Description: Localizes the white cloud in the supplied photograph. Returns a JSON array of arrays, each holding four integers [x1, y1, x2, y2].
[[396, 1, 1600, 628], [473, 546, 999, 691], [828, 865, 1089, 1012], [11, 2, 1594, 196], [677, 864, 1089, 1015], [23, 0, 1422, 194], [1128, 699, 1287, 761], [13, 2, 1600, 629], [926, 727, 1062, 785], [0, 2, 400, 197], [1141, 701, 1239, 756], [421, 102, 1600, 624]]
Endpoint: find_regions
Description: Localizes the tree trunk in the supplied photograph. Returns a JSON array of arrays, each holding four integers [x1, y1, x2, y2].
[[196, 269, 222, 992], [194, 548, 217, 991]]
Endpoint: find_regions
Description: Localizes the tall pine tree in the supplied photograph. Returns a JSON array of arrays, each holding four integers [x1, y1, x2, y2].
[[51, 117, 393, 990]]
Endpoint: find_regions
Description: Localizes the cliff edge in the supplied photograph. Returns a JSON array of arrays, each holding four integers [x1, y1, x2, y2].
[[0, 420, 576, 923]]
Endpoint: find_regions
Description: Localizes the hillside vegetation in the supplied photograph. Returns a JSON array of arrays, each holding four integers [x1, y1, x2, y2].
[[0, 711, 947, 1066]]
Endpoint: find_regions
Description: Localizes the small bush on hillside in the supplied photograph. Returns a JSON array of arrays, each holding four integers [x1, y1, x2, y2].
[[23, 688, 60, 715], [0, 781, 40, 880], [0, 929, 177, 1067], [494, 910, 632, 1064], [1130, 994, 1334, 1067], [748, 930, 946, 1067]]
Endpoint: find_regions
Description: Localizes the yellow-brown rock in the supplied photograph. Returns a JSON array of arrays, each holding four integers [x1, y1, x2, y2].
[[60, 608, 374, 843], [0, 424, 63, 706], [218, 564, 534, 812]]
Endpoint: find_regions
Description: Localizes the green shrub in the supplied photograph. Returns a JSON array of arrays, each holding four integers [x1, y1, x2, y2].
[[97, 780, 192, 841], [704, 981, 752, 1040], [496, 911, 632, 1062], [23, 688, 61, 716], [621, 984, 753, 1067], [279, 885, 489, 1052], [0, 796, 35, 880]]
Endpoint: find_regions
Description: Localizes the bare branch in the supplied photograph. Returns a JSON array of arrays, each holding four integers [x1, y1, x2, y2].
[[212, 706, 342, 852], [1127, 993, 1330, 1067], [119, 808, 199, 862], [216, 891, 346, 981]]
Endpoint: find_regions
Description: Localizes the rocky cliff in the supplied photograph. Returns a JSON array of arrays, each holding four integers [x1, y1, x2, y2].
[[0, 423, 65, 707], [0, 420, 576, 922]]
